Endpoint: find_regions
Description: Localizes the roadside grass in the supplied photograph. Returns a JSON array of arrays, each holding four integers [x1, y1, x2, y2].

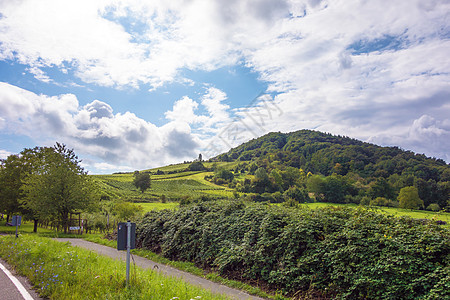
[[84, 235, 288, 300], [0, 235, 229, 300]]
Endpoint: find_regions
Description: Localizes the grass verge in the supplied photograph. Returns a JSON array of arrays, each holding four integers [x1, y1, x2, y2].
[[84, 235, 288, 300], [0, 234, 229, 300]]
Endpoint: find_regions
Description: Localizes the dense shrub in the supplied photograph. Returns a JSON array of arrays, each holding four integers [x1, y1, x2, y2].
[[136, 201, 450, 299], [427, 203, 441, 212], [188, 161, 206, 171], [369, 196, 399, 207]]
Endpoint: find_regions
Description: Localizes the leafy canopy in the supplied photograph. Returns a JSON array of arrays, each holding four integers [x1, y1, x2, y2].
[[21, 143, 98, 233], [133, 172, 151, 193], [398, 186, 424, 209]]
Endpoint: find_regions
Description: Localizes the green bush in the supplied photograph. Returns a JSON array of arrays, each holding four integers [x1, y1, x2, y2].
[[136, 201, 450, 298], [427, 203, 441, 212]]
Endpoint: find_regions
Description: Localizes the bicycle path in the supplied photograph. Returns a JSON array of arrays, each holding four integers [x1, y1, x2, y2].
[[55, 238, 265, 300]]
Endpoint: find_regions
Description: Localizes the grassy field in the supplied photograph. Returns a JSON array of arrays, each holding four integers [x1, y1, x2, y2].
[[299, 202, 450, 223], [138, 202, 179, 212], [0, 222, 55, 234], [0, 235, 229, 300]]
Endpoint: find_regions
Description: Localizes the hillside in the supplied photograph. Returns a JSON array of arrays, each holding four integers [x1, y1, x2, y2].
[[217, 130, 448, 179], [94, 129, 449, 211], [213, 130, 449, 210], [92, 161, 238, 202]]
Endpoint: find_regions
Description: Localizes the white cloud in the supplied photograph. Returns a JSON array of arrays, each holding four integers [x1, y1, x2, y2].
[[368, 115, 450, 162], [164, 96, 205, 125], [0, 82, 201, 171], [201, 87, 231, 128], [90, 162, 134, 173], [25, 67, 53, 83], [0, 149, 12, 159]]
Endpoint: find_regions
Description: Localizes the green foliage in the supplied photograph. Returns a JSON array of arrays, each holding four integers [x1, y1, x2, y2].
[[133, 172, 151, 193], [368, 177, 396, 200], [283, 186, 310, 203], [306, 174, 325, 194], [20, 143, 98, 233], [112, 201, 143, 221], [188, 161, 206, 171], [427, 203, 441, 212], [254, 167, 269, 182], [214, 168, 234, 182], [398, 186, 424, 210], [0, 154, 26, 218], [369, 197, 398, 207], [215, 129, 449, 210], [136, 201, 450, 298]]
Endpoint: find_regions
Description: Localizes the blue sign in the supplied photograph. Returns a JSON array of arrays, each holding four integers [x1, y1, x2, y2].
[[12, 215, 22, 226]]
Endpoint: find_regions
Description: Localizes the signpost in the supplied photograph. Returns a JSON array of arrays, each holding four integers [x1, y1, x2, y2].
[[117, 221, 136, 287], [11, 215, 21, 238]]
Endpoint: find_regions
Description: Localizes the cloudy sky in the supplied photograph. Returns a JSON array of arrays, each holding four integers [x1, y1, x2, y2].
[[0, 0, 449, 174]]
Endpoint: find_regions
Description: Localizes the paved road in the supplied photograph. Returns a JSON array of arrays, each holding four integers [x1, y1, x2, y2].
[[55, 238, 265, 300], [0, 258, 42, 300]]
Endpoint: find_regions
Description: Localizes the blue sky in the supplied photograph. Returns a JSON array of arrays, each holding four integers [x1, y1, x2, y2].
[[0, 0, 449, 174]]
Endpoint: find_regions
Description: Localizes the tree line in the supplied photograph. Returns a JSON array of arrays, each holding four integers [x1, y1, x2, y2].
[[0, 143, 97, 233]]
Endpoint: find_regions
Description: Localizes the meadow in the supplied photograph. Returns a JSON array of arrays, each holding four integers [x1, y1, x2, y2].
[[0, 222, 55, 234], [299, 202, 450, 224], [139, 202, 179, 212], [0, 235, 229, 300]]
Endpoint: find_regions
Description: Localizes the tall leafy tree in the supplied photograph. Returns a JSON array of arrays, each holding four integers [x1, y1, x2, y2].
[[21, 143, 98, 233], [0, 148, 46, 230], [398, 186, 424, 210], [0, 154, 24, 222], [133, 172, 151, 193]]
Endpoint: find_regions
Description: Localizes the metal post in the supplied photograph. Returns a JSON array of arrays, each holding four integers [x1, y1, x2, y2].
[[126, 221, 131, 287]]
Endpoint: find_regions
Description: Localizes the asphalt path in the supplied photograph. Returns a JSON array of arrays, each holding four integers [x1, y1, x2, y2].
[[55, 238, 265, 300], [0, 258, 42, 300]]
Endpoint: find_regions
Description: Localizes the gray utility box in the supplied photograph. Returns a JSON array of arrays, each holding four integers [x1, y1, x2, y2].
[[117, 222, 136, 250]]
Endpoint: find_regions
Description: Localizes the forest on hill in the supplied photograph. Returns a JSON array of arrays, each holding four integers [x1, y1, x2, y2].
[[212, 130, 449, 211]]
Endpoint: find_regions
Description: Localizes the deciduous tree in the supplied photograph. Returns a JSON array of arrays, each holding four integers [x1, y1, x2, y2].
[[398, 186, 424, 210], [133, 172, 151, 193], [21, 143, 98, 233]]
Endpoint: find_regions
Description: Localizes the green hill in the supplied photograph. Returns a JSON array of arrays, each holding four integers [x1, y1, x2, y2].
[[212, 129, 449, 211], [217, 130, 447, 179], [94, 129, 449, 211]]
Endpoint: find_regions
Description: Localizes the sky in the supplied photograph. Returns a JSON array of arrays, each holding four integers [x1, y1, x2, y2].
[[0, 0, 449, 174]]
